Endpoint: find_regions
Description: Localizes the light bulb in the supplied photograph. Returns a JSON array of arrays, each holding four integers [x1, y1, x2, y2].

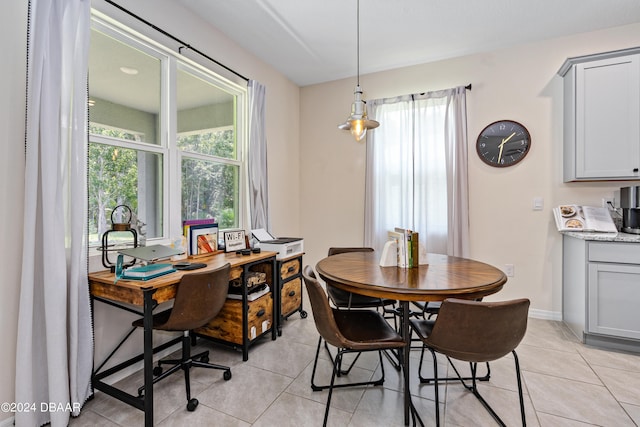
[[350, 119, 367, 141]]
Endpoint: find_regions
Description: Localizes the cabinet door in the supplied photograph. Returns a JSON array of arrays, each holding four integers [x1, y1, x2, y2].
[[588, 263, 640, 339], [575, 55, 640, 179]]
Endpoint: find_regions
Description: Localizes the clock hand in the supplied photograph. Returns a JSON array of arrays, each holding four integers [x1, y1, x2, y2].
[[497, 132, 516, 163]]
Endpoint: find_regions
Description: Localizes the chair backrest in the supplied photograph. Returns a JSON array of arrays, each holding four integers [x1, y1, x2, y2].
[[302, 265, 352, 348], [325, 247, 375, 304], [425, 298, 530, 362], [161, 263, 231, 331], [328, 247, 374, 256]]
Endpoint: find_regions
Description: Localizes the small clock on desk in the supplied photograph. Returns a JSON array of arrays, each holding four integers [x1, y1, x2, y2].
[[476, 120, 531, 167]]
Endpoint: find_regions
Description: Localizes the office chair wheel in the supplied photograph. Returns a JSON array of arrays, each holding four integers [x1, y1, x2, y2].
[[223, 370, 232, 381], [300, 310, 308, 318], [153, 366, 163, 376], [187, 398, 199, 412]]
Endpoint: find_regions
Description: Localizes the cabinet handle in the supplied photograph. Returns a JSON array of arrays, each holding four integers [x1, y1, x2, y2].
[[256, 309, 265, 317], [288, 290, 296, 297], [287, 266, 295, 273], [634, 168, 639, 173]]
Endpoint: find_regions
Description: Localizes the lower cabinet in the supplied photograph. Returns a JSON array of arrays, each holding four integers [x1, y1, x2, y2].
[[276, 254, 307, 335], [587, 257, 640, 341], [563, 236, 640, 352]]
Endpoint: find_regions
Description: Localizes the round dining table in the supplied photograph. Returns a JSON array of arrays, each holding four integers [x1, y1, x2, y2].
[[316, 251, 507, 426]]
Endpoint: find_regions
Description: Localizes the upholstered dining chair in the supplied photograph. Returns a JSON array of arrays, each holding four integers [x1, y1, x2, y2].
[[302, 266, 406, 427], [133, 263, 232, 412], [410, 298, 530, 426], [325, 247, 401, 372]]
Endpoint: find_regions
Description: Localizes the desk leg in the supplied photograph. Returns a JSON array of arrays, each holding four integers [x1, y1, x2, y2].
[[142, 290, 154, 427], [402, 301, 410, 426]]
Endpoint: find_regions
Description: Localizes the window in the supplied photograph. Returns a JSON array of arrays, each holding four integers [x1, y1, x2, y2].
[[88, 14, 246, 247], [365, 88, 470, 257]]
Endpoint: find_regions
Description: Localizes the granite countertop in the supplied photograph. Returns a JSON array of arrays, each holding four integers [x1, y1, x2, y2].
[[562, 231, 640, 242]]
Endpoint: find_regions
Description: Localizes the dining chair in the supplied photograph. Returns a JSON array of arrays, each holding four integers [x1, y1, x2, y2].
[[302, 265, 406, 427], [410, 298, 530, 426], [132, 263, 232, 412], [326, 247, 401, 372], [411, 299, 491, 383]]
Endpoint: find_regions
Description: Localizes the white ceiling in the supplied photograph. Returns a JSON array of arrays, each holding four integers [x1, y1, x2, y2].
[[174, 0, 640, 87]]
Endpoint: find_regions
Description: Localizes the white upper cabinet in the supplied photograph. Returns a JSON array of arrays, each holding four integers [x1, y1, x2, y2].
[[559, 48, 640, 182]]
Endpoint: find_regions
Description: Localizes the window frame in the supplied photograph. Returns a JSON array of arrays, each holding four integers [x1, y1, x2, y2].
[[90, 10, 248, 248]]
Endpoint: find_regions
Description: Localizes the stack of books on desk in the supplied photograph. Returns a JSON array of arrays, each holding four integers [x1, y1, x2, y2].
[[122, 263, 176, 280]]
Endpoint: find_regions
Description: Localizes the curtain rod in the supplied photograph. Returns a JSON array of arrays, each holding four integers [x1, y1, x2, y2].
[[465, 84, 472, 91], [103, 0, 250, 82]]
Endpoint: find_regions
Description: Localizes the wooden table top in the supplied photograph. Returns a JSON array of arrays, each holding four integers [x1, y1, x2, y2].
[[315, 251, 507, 302], [88, 251, 277, 306]]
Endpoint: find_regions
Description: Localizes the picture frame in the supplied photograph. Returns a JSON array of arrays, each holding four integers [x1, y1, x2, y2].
[[223, 230, 246, 252], [189, 223, 218, 255]]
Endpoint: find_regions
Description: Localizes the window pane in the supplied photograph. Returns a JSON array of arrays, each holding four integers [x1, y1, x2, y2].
[[181, 157, 239, 229], [89, 29, 161, 145], [177, 68, 236, 159], [88, 143, 163, 245]]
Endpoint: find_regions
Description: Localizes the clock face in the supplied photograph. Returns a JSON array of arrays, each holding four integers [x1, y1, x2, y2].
[[476, 120, 531, 167]]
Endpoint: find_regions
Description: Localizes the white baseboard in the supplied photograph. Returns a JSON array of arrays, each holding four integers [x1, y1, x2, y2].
[[529, 308, 562, 321]]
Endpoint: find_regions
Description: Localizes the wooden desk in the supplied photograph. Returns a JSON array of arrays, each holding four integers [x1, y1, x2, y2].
[[89, 251, 277, 427], [316, 251, 507, 426]]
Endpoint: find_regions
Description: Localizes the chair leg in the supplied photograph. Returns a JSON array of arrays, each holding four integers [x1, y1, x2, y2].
[[513, 350, 527, 426], [311, 336, 324, 391], [324, 340, 361, 376], [420, 356, 490, 384], [429, 348, 440, 427], [322, 351, 341, 427], [312, 336, 387, 391]]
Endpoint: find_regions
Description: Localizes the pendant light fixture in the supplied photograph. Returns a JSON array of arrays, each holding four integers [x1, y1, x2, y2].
[[338, 0, 379, 142]]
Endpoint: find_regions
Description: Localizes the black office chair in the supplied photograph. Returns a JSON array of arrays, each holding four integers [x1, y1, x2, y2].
[[133, 263, 232, 411], [411, 298, 530, 426], [302, 266, 405, 427]]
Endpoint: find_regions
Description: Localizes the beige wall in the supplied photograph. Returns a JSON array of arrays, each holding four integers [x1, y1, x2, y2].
[[300, 23, 640, 318]]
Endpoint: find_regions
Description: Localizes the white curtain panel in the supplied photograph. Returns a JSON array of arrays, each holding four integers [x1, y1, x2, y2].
[[364, 86, 470, 257], [248, 80, 271, 231], [16, 1, 93, 426]]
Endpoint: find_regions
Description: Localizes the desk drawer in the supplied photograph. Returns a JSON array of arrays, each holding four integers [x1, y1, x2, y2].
[[280, 258, 301, 281], [281, 277, 302, 317], [588, 242, 640, 264], [195, 293, 273, 345]]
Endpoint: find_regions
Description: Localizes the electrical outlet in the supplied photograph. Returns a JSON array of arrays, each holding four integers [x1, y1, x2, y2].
[[602, 198, 614, 208], [504, 264, 514, 277]]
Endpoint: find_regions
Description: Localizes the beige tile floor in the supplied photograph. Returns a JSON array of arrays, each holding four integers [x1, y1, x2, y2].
[[72, 301, 640, 426]]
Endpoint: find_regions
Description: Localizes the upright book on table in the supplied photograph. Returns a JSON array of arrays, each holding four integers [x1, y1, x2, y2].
[[182, 219, 217, 255], [553, 205, 617, 234]]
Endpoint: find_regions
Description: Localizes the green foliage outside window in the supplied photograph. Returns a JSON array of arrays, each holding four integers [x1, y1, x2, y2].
[[180, 128, 238, 229]]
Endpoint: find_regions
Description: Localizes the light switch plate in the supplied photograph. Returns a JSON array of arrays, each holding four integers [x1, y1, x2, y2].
[[532, 197, 544, 211]]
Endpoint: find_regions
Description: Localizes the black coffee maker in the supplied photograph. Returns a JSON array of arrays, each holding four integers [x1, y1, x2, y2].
[[620, 186, 640, 234]]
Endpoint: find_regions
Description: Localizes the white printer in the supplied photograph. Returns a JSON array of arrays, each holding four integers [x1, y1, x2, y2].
[[252, 228, 303, 259]]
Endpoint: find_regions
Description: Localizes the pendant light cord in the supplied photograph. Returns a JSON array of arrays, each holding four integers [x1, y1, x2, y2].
[[356, 0, 360, 87]]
